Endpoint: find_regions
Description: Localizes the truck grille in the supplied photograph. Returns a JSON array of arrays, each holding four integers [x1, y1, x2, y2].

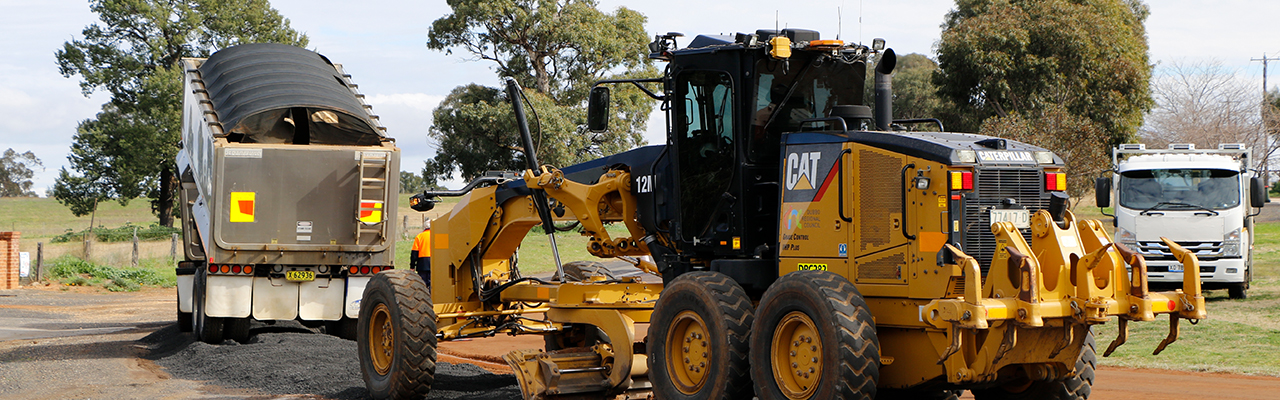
[[1136, 241, 1224, 261], [962, 169, 1049, 273]]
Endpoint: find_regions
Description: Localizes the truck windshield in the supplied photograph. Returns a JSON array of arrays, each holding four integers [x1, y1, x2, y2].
[[748, 54, 866, 161], [1118, 169, 1240, 210]]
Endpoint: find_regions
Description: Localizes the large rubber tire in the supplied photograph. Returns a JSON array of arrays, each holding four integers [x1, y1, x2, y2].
[[543, 323, 607, 351], [193, 268, 224, 344], [358, 269, 437, 400], [972, 330, 1097, 400], [750, 270, 879, 400], [647, 271, 754, 400], [224, 317, 251, 344], [327, 317, 359, 341], [1229, 283, 1248, 300], [560, 260, 616, 282]]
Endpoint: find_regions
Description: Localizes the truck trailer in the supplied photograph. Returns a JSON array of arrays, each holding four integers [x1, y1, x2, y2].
[[176, 43, 400, 344], [1097, 143, 1266, 299]]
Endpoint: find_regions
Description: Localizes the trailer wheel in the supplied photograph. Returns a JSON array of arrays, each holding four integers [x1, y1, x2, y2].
[[327, 317, 359, 341], [647, 271, 754, 400], [750, 270, 879, 400], [193, 268, 224, 344], [358, 269, 436, 400], [972, 330, 1096, 400], [224, 317, 251, 343], [177, 309, 192, 333]]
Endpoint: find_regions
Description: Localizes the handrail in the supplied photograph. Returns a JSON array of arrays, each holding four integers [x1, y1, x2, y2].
[[901, 163, 917, 240]]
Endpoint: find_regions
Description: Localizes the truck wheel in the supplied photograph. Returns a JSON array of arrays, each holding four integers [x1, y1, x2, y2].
[[1229, 283, 1248, 300], [193, 268, 224, 344], [224, 317, 251, 343], [358, 269, 436, 400], [177, 307, 192, 333], [560, 260, 616, 282], [972, 330, 1096, 400], [544, 323, 607, 351], [750, 270, 879, 400], [647, 271, 754, 400], [327, 317, 359, 341]]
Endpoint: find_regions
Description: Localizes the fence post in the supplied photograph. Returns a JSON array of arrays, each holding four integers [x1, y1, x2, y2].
[[35, 242, 43, 281], [83, 240, 92, 261], [402, 216, 409, 240], [131, 227, 139, 267], [171, 233, 178, 262]]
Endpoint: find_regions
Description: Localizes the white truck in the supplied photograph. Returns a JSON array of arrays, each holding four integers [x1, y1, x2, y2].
[[1096, 143, 1266, 299], [175, 43, 400, 344]]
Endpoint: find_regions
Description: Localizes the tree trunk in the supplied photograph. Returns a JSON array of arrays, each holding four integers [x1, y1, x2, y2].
[[158, 163, 175, 227]]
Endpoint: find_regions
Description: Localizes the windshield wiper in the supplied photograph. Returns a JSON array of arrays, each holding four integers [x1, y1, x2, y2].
[[1140, 201, 1219, 216]]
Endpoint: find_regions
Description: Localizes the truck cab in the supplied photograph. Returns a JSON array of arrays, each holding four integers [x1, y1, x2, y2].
[[1100, 143, 1266, 299]]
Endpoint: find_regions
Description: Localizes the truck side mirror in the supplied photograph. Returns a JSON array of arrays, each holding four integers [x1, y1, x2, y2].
[[1095, 177, 1111, 207], [1250, 177, 1267, 208], [587, 86, 610, 133]]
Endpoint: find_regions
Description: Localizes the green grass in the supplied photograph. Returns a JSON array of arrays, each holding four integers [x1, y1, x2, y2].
[[45, 255, 177, 292], [0, 197, 159, 240]]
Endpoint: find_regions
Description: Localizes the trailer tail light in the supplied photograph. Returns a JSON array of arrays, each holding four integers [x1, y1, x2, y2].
[[950, 171, 973, 190], [220, 265, 231, 274], [349, 266, 359, 274], [243, 265, 253, 275], [360, 266, 371, 274], [371, 266, 382, 274], [231, 265, 241, 274], [209, 264, 217, 274], [1046, 172, 1066, 191]]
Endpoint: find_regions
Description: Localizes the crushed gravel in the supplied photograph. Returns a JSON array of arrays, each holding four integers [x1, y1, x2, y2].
[[141, 322, 521, 399]]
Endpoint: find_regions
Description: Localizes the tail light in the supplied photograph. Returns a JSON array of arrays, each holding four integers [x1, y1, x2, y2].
[[371, 266, 382, 274], [360, 266, 371, 274], [1045, 172, 1066, 191], [231, 265, 241, 274], [349, 266, 359, 274], [243, 265, 254, 274], [220, 265, 231, 274], [208, 264, 217, 274], [950, 171, 973, 190]]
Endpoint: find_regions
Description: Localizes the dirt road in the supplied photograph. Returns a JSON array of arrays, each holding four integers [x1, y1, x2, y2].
[[3, 285, 1279, 399]]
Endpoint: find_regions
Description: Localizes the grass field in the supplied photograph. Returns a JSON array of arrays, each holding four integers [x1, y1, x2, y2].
[[3, 195, 1279, 374]]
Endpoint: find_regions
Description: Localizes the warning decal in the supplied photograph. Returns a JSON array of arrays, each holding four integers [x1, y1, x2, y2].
[[360, 200, 383, 224], [229, 192, 255, 223]]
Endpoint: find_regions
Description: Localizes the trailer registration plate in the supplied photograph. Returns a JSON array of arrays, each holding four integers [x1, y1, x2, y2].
[[989, 209, 1031, 229], [286, 270, 315, 282]]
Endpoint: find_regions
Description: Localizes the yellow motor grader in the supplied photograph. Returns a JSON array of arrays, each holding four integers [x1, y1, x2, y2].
[[357, 29, 1206, 400]]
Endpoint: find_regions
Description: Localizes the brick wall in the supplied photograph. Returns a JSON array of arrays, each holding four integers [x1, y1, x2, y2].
[[0, 232, 18, 289]]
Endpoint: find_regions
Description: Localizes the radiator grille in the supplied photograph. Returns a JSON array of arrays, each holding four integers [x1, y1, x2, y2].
[[962, 168, 1048, 273], [859, 150, 902, 251]]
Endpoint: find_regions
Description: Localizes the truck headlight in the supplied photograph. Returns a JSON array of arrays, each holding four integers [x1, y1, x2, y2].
[[1034, 151, 1055, 164], [1223, 227, 1242, 256], [1115, 226, 1138, 249]]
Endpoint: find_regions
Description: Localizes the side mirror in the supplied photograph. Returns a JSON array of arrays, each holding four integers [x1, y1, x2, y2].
[[587, 86, 610, 133], [1251, 177, 1267, 208], [1095, 177, 1111, 207]]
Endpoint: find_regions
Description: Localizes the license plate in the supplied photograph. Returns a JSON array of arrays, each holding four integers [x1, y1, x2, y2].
[[1167, 264, 1183, 273], [989, 209, 1031, 229], [286, 270, 315, 281]]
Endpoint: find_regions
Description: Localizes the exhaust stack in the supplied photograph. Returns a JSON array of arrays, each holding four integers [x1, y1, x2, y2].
[[874, 48, 897, 131]]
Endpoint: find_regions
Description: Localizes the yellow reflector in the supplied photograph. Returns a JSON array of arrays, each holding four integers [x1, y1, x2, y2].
[[229, 192, 255, 222]]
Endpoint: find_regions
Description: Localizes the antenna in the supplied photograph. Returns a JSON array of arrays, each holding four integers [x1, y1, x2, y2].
[[859, 0, 864, 46], [775, 10, 779, 33], [837, 6, 842, 40]]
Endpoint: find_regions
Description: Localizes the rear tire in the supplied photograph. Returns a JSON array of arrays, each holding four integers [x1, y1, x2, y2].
[[224, 317, 251, 343], [327, 317, 359, 341], [358, 269, 437, 400], [177, 310, 192, 333], [560, 260, 616, 282], [972, 330, 1097, 400], [193, 268, 224, 344], [647, 271, 754, 399], [750, 270, 879, 400]]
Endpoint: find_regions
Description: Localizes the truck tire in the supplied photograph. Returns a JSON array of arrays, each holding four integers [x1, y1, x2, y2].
[[543, 323, 607, 351], [193, 268, 224, 344], [648, 271, 754, 400], [560, 260, 616, 282], [1229, 283, 1248, 300], [750, 270, 879, 400], [358, 269, 437, 400], [224, 317, 251, 343], [177, 309, 192, 333], [972, 330, 1097, 400], [327, 317, 359, 341]]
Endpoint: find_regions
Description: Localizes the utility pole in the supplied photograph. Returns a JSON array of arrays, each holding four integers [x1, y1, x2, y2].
[[1251, 53, 1280, 188], [1253, 53, 1280, 96]]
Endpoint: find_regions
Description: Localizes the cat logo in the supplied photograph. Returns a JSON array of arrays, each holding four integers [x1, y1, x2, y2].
[[785, 151, 823, 190]]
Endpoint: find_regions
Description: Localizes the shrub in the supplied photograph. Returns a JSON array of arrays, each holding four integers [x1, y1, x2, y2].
[[52, 223, 181, 243]]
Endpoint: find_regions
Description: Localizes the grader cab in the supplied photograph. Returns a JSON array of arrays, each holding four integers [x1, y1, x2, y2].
[[357, 29, 1205, 400]]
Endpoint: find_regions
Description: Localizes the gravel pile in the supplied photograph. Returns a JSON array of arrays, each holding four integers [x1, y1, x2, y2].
[[141, 323, 521, 399]]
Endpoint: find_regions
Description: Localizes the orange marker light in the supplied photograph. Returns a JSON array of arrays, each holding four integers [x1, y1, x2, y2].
[[243, 265, 253, 275], [349, 266, 359, 274], [220, 265, 230, 274]]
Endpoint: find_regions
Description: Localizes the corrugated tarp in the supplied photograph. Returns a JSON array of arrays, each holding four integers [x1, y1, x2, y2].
[[199, 43, 382, 145]]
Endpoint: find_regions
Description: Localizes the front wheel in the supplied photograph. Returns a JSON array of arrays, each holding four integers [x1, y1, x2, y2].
[[647, 271, 754, 399], [358, 269, 437, 400], [1229, 283, 1248, 300], [750, 270, 880, 400], [971, 329, 1097, 400]]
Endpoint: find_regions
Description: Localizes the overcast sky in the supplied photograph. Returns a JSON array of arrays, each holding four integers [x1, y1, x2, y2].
[[3, 0, 1280, 195]]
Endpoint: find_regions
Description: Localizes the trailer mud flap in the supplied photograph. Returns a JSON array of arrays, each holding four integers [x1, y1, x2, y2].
[[177, 274, 195, 313], [252, 276, 299, 320], [299, 278, 345, 320], [345, 276, 371, 318], [206, 275, 253, 318]]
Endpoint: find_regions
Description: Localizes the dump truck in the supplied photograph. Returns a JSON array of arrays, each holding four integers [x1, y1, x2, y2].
[[1096, 143, 1266, 299], [176, 43, 400, 344], [359, 29, 1205, 399]]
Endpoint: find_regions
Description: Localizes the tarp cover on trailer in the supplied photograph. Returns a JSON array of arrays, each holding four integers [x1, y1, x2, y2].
[[199, 43, 382, 145]]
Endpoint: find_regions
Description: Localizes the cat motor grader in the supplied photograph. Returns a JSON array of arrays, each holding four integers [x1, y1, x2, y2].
[[357, 29, 1206, 400]]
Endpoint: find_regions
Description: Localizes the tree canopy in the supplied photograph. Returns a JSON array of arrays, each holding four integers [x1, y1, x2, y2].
[[934, 0, 1153, 145], [54, 0, 306, 223], [425, 0, 656, 182], [0, 149, 43, 197]]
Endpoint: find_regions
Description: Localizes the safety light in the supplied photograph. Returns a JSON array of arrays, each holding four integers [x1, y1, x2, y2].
[[208, 264, 218, 274], [1045, 172, 1067, 191], [807, 39, 844, 50], [360, 266, 371, 274], [349, 266, 359, 274], [220, 265, 231, 274], [371, 266, 382, 274], [950, 171, 973, 190], [232, 265, 241, 274], [243, 265, 254, 275]]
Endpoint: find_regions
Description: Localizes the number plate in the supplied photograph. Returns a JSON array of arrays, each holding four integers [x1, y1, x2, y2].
[[286, 270, 315, 282], [1167, 264, 1184, 273], [989, 209, 1031, 229]]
